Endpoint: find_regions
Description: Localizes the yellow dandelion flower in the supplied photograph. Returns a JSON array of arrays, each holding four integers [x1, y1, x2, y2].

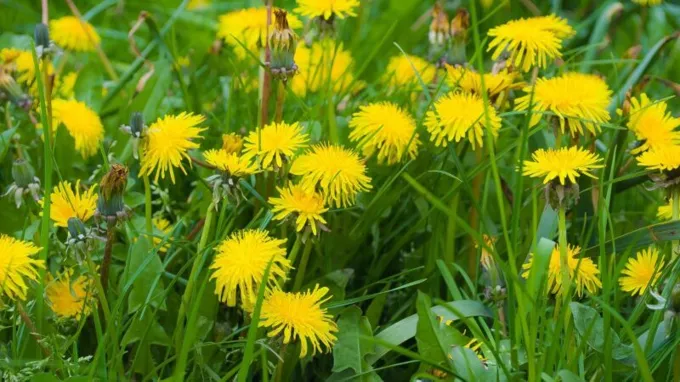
[[204, 149, 259, 177], [270, 184, 328, 235], [515, 72, 612, 136], [243, 121, 309, 169], [222, 133, 244, 154], [210, 229, 291, 307], [43, 180, 98, 228], [54, 72, 78, 99], [522, 244, 601, 297], [140, 113, 206, 183], [625, 94, 680, 154], [0, 48, 21, 63], [46, 271, 95, 320], [217, 8, 302, 58], [475, 234, 496, 271], [292, 40, 364, 97], [50, 16, 100, 52], [348, 102, 419, 165], [0, 234, 44, 301], [658, 198, 674, 220], [530, 14, 576, 39], [382, 54, 436, 94], [51, 99, 104, 158], [619, 247, 664, 296], [633, 0, 662, 5], [487, 15, 570, 72], [152, 217, 173, 252], [424, 92, 502, 149], [291, 143, 372, 208], [295, 0, 359, 20], [636, 145, 680, 172], [523, 146, 603, 185], [13, 50, 53, 87], [446, 65, 517, 96], [259, 285, 338, 358], [187, 0, 210, 10]]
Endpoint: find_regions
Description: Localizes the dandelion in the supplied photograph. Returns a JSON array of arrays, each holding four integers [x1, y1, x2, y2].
[[381, 54, 436, 94], [44, 180, 98, 228], [522, 244, 601, 296], [295, 0, 359, 20], [292, 40, 364, 96], [658, 199, 674, 220], [446, 65, 517, 96], [204, 149, 259, 177], [51, 99, 104, 158], [291, 144, 372, 208], [140, 113, 206, 183], [46, 271, 95, 320], [619, 247, 665, 296], [636, 145, 680, 172], [270, 184, 328, 235], [187, 0, 210, 10], [0, 234, 44, 301], [222, 133, 244, 154], [523, 147, 603, 185], [50, 16, 100, 52], [633, 0, 662, 5], [348, 102, 420, 164], [487, 15, 572, 72], [149, 217, 173, 252], [243, 122, 309, 169], [424, 92, 502, 149], [515, 72, 612, 136], [11, 50, 53, 87], [210, 229, 291, 307], [259, 285, 338, 358], [624, 94, 680, 154], [476, 234, 496, 272], [217, 8, 302, 58]]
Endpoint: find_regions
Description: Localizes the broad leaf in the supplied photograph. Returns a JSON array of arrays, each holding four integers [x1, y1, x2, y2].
[[570, 302, 633, 360], [414, 292, 465, 369], [332, 306, 381, 381]]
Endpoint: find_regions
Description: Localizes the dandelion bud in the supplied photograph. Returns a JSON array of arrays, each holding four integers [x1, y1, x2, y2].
[[120, 112, 147, 159], [5, 159, 41, 208], [67, 217, 88, 243], [96, 164, 130, 223], [0, 69, 30, 109], [269, 10, 299, 81], [34, 23, 57, 59], [449, 9, 469, 66]]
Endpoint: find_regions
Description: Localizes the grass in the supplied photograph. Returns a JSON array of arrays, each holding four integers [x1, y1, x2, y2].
[[1, 0, 680, 381]]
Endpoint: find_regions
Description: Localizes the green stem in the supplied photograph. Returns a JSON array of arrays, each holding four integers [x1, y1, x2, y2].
[[293, 238, 313, 291], [143, 175, 153, 236], [673, 189, 679, 258], [287, 234, 303, 266], [558, 204, 570, 303]]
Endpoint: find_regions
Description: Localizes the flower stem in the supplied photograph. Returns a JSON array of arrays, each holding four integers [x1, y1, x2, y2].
[[558, 204, 570, 303], [468, 147, 484, 280], [293, 238, 314, 291], [143, 175, 153, 236], [100, 222, 116, 289], [274, 81, 285, 123], [673, 187, 679, 259], [287, 234, 303, 265]]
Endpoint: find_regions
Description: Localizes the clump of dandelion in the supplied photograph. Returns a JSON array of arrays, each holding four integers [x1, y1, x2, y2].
[[259, 285, 338, 358], [515, 72, 612, 136], [0, 234, 45, 301], [424, 92, 502, 149], [243, 121, 309, 169], [291, 143, 372, 208], [270, 184, 328, 236], [349, 102, 420, 165], [619, 247, 665, 296], [210, 229, 291, 307], [51, 99, 105, 158], [522, 244, 601, 297], [50, 16, 100, 52], [139, 113, 206, 183]]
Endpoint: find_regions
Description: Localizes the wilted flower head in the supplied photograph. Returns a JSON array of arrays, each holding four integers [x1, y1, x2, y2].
[[515, 72, 612, 136], [243, 121, 309, 169], [51, 99, 105, 158], [259, 285, 338, 358], [0, 234, 44, 301], [429, 3, 450, 48], [139, 112, 205, 183], [291, 143, 372, 208], [269, 9, 299, 80], [210, 229, 290, 307], [96, 164, 130, 223], [349, 102, 420, 165], [50, 16, 100, 52], [522, 244, 601, 297], [424, 91, 502, 149], [619, 247, 665, 296], [270, 184, 328, 236]]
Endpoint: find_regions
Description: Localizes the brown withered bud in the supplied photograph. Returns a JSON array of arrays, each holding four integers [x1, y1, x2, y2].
[[96, 164, 130, 224], [269, 9, 299, 81], [429, 3, 450, 47]]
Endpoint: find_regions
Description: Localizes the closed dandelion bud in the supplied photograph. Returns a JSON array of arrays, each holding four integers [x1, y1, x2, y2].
[[5, 159, 41, 208], [0, 69, 30, 109], [120, 112, 147, 159], [34, 23, 50, 51], [269, 10, 298, 81], [96, 164, 130, 223], [67, 217, 88, 243], [449, 9, 469, 66]]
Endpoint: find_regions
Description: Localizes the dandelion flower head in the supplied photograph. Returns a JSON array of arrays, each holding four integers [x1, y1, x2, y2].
[[382, 54, 436, 94], [43, 180, 98, 228], [522, 244, 601, 297], [243, 121, 309, 169], [270, 184, 328, 235], [0, 234, 44, 301], [51, 99, 104, 158], [218, 8, 302, 58], [349, 102, 420, 165], [259, 285, 338, 358], [291, 143, 372, 208], [446, 65, 517, 96], [523, 146, 603, 185], [46, 271, 95, 320], [624, 94, 680, 154], [210, 229, 290, 307], [424, 92, 502, 149], [636, 144, 680, 172], [204, 149, 259, 177], [50, 16, 101, 52], [658, 198, 674, 220], [295, 0, 360, 20], [515, 72, 612, 136], [619, 247, 664, 296], [140, 112, 206, 183], [222, 133, 244, 154]]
